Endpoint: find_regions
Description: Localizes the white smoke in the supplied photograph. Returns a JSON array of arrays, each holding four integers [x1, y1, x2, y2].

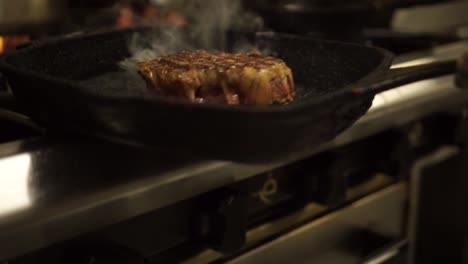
[[119, 0, 264, 72]]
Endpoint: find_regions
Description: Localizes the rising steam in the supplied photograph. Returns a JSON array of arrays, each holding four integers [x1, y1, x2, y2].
[[119, 0, 264, 72]]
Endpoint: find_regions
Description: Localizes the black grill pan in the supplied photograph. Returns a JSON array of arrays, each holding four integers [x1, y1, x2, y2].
[[0, 27, 456, 162]]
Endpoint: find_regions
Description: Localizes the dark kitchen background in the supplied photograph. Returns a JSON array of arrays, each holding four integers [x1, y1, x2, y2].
[[0, 0, 468, 263]]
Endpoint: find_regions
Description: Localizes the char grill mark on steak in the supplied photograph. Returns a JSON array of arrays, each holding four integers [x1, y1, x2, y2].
[[136, 50, 295, 105]]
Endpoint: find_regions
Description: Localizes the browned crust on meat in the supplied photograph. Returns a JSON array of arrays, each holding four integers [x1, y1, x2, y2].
[[136, 50, 295, 105]]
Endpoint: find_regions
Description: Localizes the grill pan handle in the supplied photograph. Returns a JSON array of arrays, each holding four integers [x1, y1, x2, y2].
[[16, 32, 88, 50], [353, 60, 457, 96], [0, 91, 44, 134], [0, 91, 17, 112]]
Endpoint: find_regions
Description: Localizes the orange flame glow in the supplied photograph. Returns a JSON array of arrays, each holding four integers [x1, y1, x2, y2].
[[116, 4, 186, 29], [0, 37, 4, 54], [0, 35, 30, 54]]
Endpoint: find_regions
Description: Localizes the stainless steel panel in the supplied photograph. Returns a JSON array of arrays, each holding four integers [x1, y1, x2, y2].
[[228, 183, 408, 264], [0, 0, 66, 33]]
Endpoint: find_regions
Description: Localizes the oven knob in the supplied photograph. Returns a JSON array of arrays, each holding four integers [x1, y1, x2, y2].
[[455, 110, 468, 147], [314, 167, 347, 208], [455, 52, 468, 90], [308, 155, 347, 208], [299, 154, 347, 208], [384, 129, 413, 180], [198, 190, 248, 254]]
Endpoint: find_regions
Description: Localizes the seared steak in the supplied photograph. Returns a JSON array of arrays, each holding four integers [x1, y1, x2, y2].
[[136, 50, 295, 105]]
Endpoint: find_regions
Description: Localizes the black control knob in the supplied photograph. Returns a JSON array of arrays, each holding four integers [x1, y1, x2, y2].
[[455, 52, 468, 90], [199, 190, 248, 254], [314, 162, 347, 207]]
